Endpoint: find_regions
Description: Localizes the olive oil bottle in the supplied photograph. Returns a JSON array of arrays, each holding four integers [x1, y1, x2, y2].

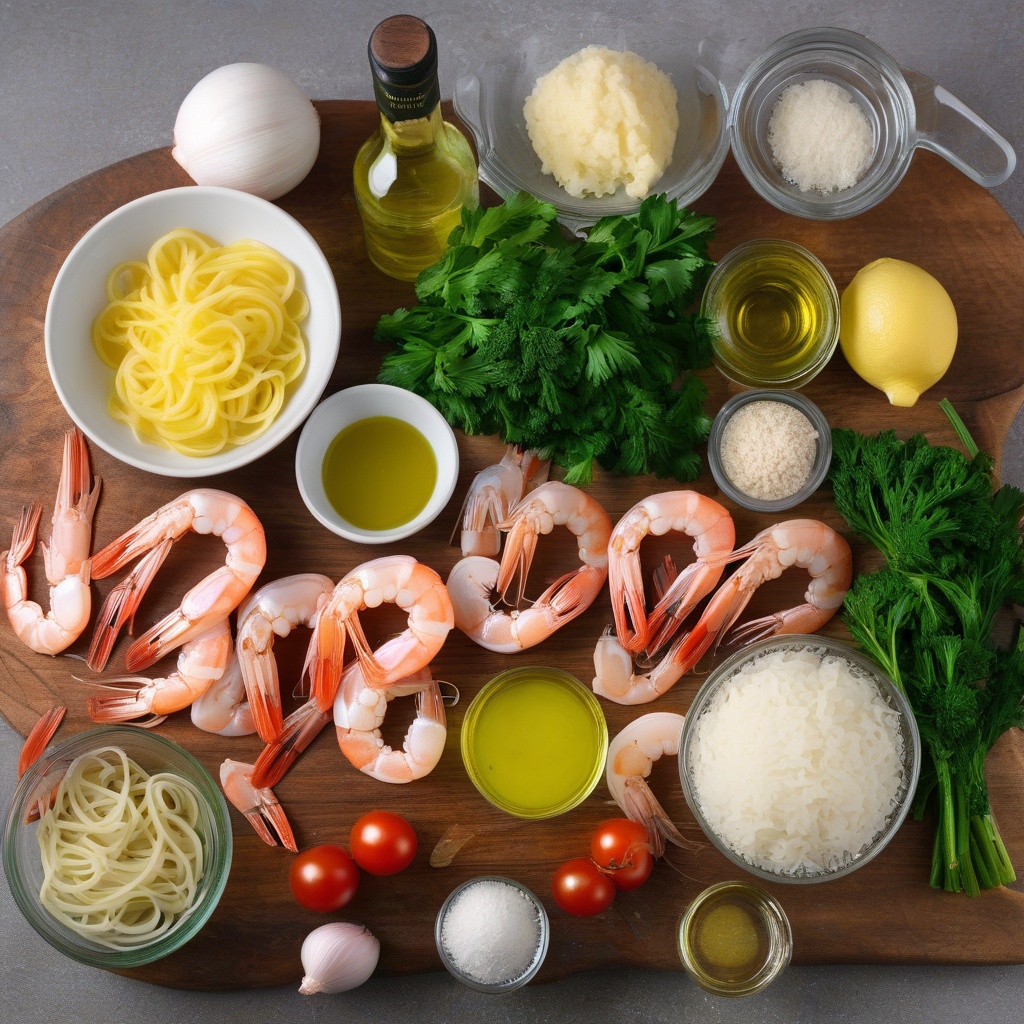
[[354, 15, 479, 281]]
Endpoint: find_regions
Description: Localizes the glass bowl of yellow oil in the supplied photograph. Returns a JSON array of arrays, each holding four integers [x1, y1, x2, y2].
[[460, 667, 608, 819], [701, 238, 839, 389], [678, 881, 792, 997]]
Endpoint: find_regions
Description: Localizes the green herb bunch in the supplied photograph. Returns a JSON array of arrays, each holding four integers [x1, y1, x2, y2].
[[830, 399, 1024, 895], [375, 192, 717, 485]]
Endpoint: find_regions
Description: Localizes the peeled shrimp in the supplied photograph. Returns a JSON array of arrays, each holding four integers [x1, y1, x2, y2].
[[235, 573, 334, 742], [87, 618, 233, 725], [305, 555, 453, 712], [335, 665, 446, 784], [2, 427, 100, 655], [605, 712, 698, 858], [87, 489, 265, 672], [220, 759, 296, 851], [594, 518, 852, 705], [456, 446, 549, 557], [607, 491, 734, 655], [448, 480, 612, 653], [191, 653, 255, 737], [668, 518, 853, 671]]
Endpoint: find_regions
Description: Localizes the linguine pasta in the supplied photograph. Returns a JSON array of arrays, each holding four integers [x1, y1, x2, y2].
[[92, 228, 308, 456], [36, 745, 207, 949]]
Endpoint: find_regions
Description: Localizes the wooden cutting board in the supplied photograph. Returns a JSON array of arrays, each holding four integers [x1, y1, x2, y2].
[[2, 101, 1024, 990]]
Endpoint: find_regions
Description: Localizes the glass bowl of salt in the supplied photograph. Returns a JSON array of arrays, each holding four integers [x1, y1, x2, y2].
[[435, 876, 549, 992], [707, 389, 832, 514]]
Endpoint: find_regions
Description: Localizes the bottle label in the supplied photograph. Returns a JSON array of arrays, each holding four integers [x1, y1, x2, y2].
[[373, 77, 440, 122]]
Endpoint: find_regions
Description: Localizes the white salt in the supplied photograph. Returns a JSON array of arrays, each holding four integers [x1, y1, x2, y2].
[[440, 879, 541, 985]]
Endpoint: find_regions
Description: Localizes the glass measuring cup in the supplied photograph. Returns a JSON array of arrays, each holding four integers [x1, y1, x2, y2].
[[729, 27, 1016, 219]]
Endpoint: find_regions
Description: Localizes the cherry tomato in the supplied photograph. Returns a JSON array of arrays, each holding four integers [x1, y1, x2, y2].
[[349, 810, 418, 875], [551, 857, 616, 917], [590, 818, 654, 891], [289, 844, 360, 912]]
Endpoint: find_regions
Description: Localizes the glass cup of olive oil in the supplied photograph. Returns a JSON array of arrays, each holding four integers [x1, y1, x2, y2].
[[701, 238, 839, 389], [678, 881, 793, 996]]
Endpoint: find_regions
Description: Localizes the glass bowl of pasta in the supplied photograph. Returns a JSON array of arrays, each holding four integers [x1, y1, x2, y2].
[[2, 726, 232, 967], [44, 185, 341, 477]]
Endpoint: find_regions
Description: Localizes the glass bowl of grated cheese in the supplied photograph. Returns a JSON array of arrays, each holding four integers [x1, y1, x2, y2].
[[729, 27, 1016, 219], [707, 389, 832, 513], [678, 635, 921, 884]]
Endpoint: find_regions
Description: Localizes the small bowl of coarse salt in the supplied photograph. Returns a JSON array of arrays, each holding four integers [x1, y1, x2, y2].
[[729, 26, 1015, 219], [435, 876, 549, 992], [707, 390, 832, 513]]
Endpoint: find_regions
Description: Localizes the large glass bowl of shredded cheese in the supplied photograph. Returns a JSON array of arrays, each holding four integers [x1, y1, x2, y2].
[[679, 635, 920, 884], [453, 35, 730, 236], [3, 726, 232, 967], [44, 185, 341, 477]]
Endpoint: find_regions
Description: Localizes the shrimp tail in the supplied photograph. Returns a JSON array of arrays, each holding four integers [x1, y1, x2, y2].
[[621, 776, 701, 859], [534, 565, 604, 623], [250, 698, 330, 789], [220, 760, 296, 852], [309, 607, 381, 711], [644, 557, 720, 657], [495, 523, 539, 607], [86, 538, 173, 671], [86, 679, 168, 727], [6, 503, 44, 572], [237, 648, 284, 744], [17, 705, 66, 777]]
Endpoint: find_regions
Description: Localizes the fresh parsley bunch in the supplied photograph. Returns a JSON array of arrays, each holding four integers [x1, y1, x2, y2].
[[831, 400, 1024, 895], [375, 191, 716, 485]]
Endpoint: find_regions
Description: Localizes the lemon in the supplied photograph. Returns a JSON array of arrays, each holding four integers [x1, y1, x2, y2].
[[838, 257, 958, 407]]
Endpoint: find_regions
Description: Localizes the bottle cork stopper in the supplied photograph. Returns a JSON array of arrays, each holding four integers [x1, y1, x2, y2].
[[370, 15, 432, 73]]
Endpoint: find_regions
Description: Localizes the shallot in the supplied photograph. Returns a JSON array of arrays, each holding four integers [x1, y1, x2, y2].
[[298, 921, 380, 995]]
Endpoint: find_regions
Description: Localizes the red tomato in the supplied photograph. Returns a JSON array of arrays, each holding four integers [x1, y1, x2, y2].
[[590, 818, 654, 891], [349, 810, 418, 876], [551, 857, 616, 917], [289, 844, 360, 912]]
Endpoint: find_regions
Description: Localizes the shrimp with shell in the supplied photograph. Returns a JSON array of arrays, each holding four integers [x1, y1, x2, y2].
[[448, 480, 612, 653], [235, 572, 334, 742], [220, 758, 296, 851], [305, 555, 453, 712], [593, 517, 852, 705], [606, 490, 734, 655], [455, 445, 549, 557], [2, 427, 101, 656], [605, 712, 699, 858], [335, 665, 447, 784], [87, 488, 265, 673]]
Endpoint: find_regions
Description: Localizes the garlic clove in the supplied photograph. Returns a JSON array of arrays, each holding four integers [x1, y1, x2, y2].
[[172, 62, 321, 201], [299, 921, 380, 995]]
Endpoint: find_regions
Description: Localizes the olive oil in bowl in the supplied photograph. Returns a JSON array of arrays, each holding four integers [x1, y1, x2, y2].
[[702, 239, 839, 389]]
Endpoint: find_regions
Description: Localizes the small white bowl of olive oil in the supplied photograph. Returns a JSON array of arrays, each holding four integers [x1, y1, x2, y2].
[[295, 384, 460, 543]]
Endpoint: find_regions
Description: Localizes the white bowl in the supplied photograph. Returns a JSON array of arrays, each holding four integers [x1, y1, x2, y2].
[[295, 384, 460, 544], [44, 185, 341, 477]]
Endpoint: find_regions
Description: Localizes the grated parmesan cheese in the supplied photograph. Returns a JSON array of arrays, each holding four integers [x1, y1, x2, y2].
[[767, 79, 874, 193], [688, 646, 907, 876], [719, 399, 818, 501]]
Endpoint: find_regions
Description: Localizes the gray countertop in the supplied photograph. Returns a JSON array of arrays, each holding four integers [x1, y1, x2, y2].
[[2, 1, 1023, 1021]]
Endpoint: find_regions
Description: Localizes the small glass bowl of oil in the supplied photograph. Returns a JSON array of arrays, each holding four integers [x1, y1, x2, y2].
[[701, 238, 839, 389], [460, 666, 608, 819], [678, 881, 792, 997]]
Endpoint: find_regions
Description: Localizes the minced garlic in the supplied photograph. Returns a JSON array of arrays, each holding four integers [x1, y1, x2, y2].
[[719, 400, 817, 501]]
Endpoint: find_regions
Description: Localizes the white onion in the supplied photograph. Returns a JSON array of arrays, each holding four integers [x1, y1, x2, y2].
[[299, 921, 380, 995], [172, 63, 320, 200]]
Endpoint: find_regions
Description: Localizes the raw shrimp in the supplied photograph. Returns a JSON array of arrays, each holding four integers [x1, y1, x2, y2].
[[191, 654, 255, 737], [335, 665, 446, 783], [592, 627, 699, 705], [249, 694, 330, 789], [667, 518, 853, 671], [2, 427, 101, 655], [605, 712, 698, 858], [235, 573, 334, 742], [87, 489, 265, 673], [306, 555, 453, 712], [87, 618, 233, 725], [220, 759, 296, 851], [455, 446, 549, 557], [18, 706, 66, 778], [448, 481, 612, 653], [607, 491, 734, 655]]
